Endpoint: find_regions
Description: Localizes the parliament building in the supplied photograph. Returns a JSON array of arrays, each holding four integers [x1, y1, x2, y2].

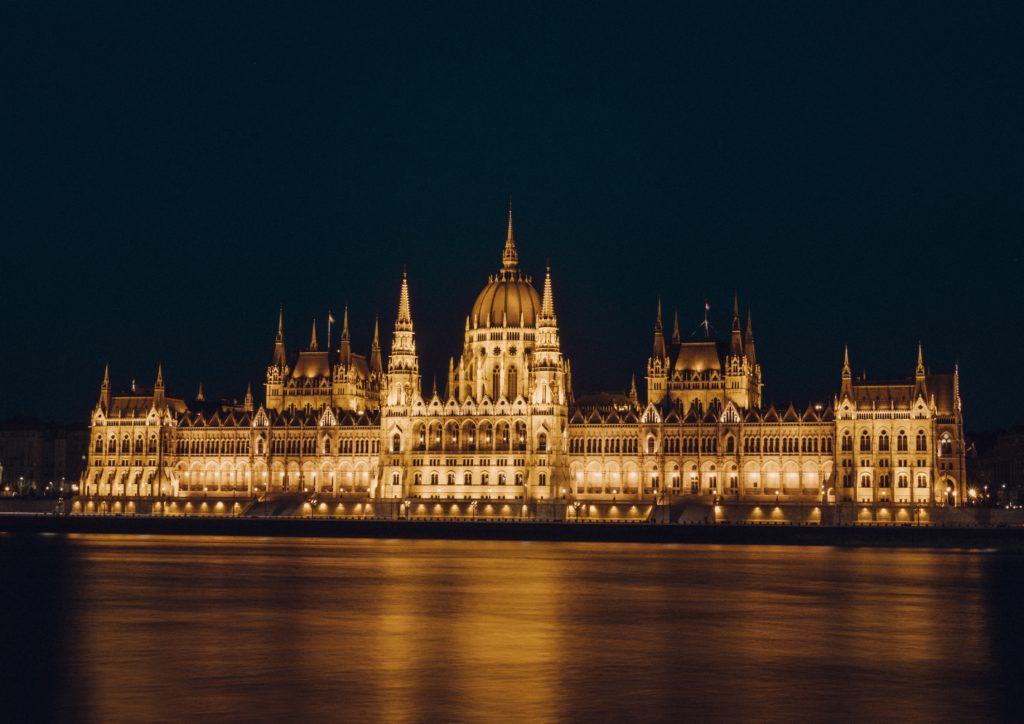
[[77, 209, 966, 522]]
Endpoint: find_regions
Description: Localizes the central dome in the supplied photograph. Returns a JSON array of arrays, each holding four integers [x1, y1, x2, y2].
[[472, 274, 541, 327], [470, 202, 542, 327]]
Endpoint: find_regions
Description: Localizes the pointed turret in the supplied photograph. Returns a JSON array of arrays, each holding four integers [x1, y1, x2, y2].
[[99, 364, 111, 411], [841, 345, 852, 398], [671, 309, 681, 345], [370, 316, 383, 375], [243, 383, 254, 412], [447, 357, 455, 400], [540, 264, 556, 320], [914, 342, 928, 398], [273, 307, 287, 368], [502, 196, 518, 272], [153, 364, 165, 405], [651, 297, 667, 360], [744, 309, 756, 365], [309, 318, 319, 351], [730, 294, 743, 356], [629, 374, 639, 407], [196, 382, 205, 403], [339, 305, 352, 366], [386, 271, 421, 404]]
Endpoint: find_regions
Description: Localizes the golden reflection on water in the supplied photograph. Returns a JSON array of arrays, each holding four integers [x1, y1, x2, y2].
[[9, 536, 1015, 722]]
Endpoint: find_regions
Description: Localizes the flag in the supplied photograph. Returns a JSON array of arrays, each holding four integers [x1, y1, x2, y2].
[[328, 312, 336, 324]]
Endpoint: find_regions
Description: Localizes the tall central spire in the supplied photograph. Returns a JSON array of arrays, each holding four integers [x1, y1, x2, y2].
[[502, 196, 518, 271], [397, 270, 412, 328]]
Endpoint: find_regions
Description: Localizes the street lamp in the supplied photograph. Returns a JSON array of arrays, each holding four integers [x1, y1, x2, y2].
[[403, 498, 412, 520], [572, 500, 582, 522]]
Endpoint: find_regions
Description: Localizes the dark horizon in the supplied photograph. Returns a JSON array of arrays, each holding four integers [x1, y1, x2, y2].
[[2, 3, 1021, 431]]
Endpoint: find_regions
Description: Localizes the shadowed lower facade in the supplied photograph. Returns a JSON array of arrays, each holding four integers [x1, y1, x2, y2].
[[77, 209, 967, 520]]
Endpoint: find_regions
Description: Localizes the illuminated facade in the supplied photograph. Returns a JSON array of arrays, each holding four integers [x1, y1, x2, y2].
[[78, 209, 966, 517]]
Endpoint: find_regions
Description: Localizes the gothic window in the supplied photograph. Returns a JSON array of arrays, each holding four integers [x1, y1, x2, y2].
[[94, 438, 103, 453], [430, 472, 439, 485], [148, 436, 157, 454], [917, 474, 928, 488], [940, 435, 953, 457], [729, 475, 738, 490], [898, 475, 909, 488], [392, 433, 401, 453], [492, 367, 501, 398], [121, 436, 130, 453], [647, 437, 656, 454], [537, 432, 548, 453], [897, 431, 908, 452], [447, 472, 455, 485], [916, 431, 927, 452], [726, 436, 735, 453], [464, 471, 472, 485], [481, 472, 489, 485], [878, 431, 890, 452], [708, 475, 717, 490], [515, 472, 524, 485], [842, 433, 852, 452], [507, 366, 518, 397], [414, 472, 422, 485], [860, 432, 871, 452], [843, 474, 852, 488], [323, 438, 332, 454], [498, 472, 506, 485], [538, 473, 547, 486], [860, 474, 871, 488]]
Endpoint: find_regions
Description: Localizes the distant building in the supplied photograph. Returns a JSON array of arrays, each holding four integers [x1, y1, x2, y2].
[[0, 417, 89, 494], [969, 428, 1024, 503], [77, 207, 967, 517]]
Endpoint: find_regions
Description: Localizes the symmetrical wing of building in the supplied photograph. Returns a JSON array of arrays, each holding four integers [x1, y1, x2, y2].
[[79, 210, 966, 518]]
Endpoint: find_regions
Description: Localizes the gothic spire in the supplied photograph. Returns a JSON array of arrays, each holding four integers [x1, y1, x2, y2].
[[671, 308, 681, 345], [243, 383, 253, 412], [842, 344, 851, 378], [396, 270, 412, 328], [501, 196, 518, 272], [309, 318, 318, 351], [744, 308, 756, 365], [196, 382, 205, 403], [540, 264, 556, 319], [652, 297, 667, 360], [273, 307, 287, 368], [730, 294, 743, 356], [99, 364, 110, 410], [339, 305, 352, 365], [370, 316, 382, 375]]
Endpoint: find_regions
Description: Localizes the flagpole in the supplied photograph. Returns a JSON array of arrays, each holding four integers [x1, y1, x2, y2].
[[327, 311, 332, 351]]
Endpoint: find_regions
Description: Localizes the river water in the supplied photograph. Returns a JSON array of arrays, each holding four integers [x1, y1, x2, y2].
[[1, 534, 1021, 723]]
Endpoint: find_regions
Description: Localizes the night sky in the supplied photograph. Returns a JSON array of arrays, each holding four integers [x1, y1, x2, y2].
[[2, 3, 1022, 431]]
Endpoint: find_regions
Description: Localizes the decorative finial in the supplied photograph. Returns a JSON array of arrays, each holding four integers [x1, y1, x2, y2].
[[502, 197, 518, 271]]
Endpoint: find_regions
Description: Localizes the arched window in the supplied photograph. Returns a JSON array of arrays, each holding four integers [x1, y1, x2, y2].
[[481, 472, 489, 485], [122, 436, 130, 453], [492, 367, 501, 398], [94, 437, 103, 453], [414, 472, 422, 485], [447, 472, 455, 485], [726, 436, 735, 453], [507, 366, 517, 398], [842, 432, 852, 452], [430, 472, 439, 485], [464, 471, 472, 485], [537, 432, 548, 453], [148, 436, 157, 454], [860, 432, 871, 452], [647, 437, 656, 454], [134, 437, 143, 453], [897, 431, 908, 452], [860, 474, 871, 488], [392, 433, 401, 453], [898, 475, 909, 488], [257, 439, 265, 455], [515, 472, 524, 485], [916, 431, 927, 452], [940, 435, 953, 457], [498, 472, 507, 485], [878, 431, 890, 452], [323, 438, 332, 454]]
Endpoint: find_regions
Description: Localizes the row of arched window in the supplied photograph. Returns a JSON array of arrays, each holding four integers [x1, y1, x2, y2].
[[96, 435, 158, 455], [568, 438, 641, 454], [846, 430, 929, 453], [412, 470, 527, 486]]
